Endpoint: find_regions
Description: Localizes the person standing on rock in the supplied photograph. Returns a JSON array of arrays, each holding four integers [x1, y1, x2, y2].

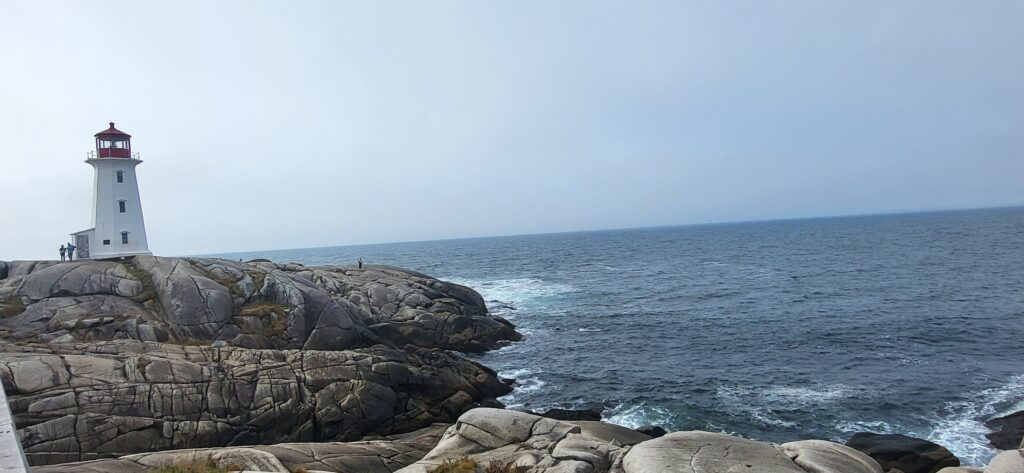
[[358, 257, 364, 269], [66, 243, 75, 261], [59, 245, 66, 261]]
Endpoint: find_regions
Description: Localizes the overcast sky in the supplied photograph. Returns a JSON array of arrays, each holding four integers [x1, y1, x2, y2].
[[1, 1, 1022, 260]]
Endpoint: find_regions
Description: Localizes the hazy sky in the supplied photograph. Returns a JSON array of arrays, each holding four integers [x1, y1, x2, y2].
[[2, 1, 1022, 260]]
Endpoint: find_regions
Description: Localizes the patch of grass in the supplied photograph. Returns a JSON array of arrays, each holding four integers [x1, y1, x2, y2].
[[234, 302, 292, 338], [0, 297, 26, 319], [429, 457, 479, 473], [236, 302, 290, 318], [147, 459, 241, 473], [245, 270, 267, 294], [484, 459, 529, 473], [123, 262, 158, 305], [137, 355, 151, 373]]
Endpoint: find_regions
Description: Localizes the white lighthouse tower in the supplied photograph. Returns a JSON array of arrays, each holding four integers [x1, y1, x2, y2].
[[70, 122, 151, 259]]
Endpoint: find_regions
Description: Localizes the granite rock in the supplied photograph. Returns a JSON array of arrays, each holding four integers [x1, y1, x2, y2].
[[0, 340, 509, 465]]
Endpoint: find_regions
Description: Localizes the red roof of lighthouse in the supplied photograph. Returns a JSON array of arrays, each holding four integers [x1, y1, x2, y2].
[[95, 122, 131, 138]]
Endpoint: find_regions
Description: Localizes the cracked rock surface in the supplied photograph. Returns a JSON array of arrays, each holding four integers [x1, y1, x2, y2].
[[0, 340, 508, 466], [0, 257, 520, 352], [30, 423, 448, 473], [396, 408, 885, 473]]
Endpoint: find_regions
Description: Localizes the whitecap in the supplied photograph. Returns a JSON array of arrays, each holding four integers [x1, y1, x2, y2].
[[835, 420, 896, 434], [923, 374, 1024, 467], [715, 384, 854, 429], [444, 277, 576, 313], [578, 327, 603, 332], [605, 402, 676, 429]]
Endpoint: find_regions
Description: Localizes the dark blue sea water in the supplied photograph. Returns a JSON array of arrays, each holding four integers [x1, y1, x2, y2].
[[210, 207, 1024, 466]]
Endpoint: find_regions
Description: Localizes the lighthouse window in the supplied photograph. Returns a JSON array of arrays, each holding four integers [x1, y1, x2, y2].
[[116, 171, 124, 183], [103, 240, 110, 245], [118, 200, 126, 213], [121, 232, 129, 244]]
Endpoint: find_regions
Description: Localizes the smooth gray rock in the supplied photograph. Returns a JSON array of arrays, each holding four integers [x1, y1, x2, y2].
[[986, 449, 1024, 473], [781, 439, 883, 473], [623, 431, 807, 473]]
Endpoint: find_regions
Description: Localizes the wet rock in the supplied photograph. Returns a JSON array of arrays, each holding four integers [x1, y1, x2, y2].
[[528, 407, 603, 421], [846, 432, 959, 473], [634, 424, 667, 438], [986, 410, 1024, 451]]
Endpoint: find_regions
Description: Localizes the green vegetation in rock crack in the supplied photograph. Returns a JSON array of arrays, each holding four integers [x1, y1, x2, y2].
[[429, 457, 479, 473], [123, 262, 159, 305], [137, 355, 151, 373], [484, 459, 530, 473], [245, 270, 267, 294], [235, 302, 293, 337], [147, 459, 242, 473], [291, 467, 309, 473], [0, 297, 26, 319]]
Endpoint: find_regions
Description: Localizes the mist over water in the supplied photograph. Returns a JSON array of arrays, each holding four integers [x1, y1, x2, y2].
[[211, 207, 1024, 466]]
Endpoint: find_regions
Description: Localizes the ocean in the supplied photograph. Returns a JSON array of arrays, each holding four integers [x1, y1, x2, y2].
[[209, 207, 1024, 466]]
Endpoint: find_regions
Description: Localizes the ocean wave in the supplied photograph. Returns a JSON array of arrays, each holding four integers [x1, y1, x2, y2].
[[497, 368, 548, 409], [924, 374, 1024, 467], [605, 402, 676, 429], [835, 420, 897, 434], [578, 327, 603, 332], [716, 384, 855, 429], [445, 277, 576, 314]]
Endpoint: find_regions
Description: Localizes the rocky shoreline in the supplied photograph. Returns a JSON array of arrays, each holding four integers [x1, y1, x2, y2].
[[2, 256, 1023, 472]]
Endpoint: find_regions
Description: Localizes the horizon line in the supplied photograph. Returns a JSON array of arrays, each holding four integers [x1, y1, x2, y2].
[[191, 203, 1024, 258]]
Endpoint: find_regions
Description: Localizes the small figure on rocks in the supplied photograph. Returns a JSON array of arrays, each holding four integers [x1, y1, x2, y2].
[[66, 243, 75, 261], [358, 257, 364, 269], [59, 245, 66, 261]]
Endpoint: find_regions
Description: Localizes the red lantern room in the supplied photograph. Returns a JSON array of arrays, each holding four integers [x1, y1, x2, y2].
[[94, 122, 132, 158]]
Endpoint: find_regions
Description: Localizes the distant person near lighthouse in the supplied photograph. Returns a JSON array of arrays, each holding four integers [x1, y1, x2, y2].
[[59, 245, 66, 261], [358, 257, 364, 269], [66, 243, 75, 261]]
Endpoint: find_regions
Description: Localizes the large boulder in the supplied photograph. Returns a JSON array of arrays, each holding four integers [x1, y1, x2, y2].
[[846, 432, 959, 473], [986, 449, 1024, 473], [0, 340, 510, 466], [397, 408, 633, 473], [0, 257, 520, 352], [396, 409, 884, 473], [987, 411, 1024, 451], [781, 439, 884, 473], [623, 431, 808, 473]]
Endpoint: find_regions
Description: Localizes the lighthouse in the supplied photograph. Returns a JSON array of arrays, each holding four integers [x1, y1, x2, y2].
[[70, 122, 152, 259]]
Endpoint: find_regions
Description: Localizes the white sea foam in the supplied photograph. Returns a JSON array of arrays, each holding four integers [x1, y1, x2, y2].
[[497, 368, 548, 409], [605, 402, 676, 429], [578, 327, 603, 332], [923, 374, 1024, 467], [445, 277, 576, 315], [835, 420, 896, 435], [716, 384, 853, 429]]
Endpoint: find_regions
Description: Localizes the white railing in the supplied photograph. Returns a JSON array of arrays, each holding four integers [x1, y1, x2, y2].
[[0, 387, 29, 473], [86, 150, 141, 160]]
